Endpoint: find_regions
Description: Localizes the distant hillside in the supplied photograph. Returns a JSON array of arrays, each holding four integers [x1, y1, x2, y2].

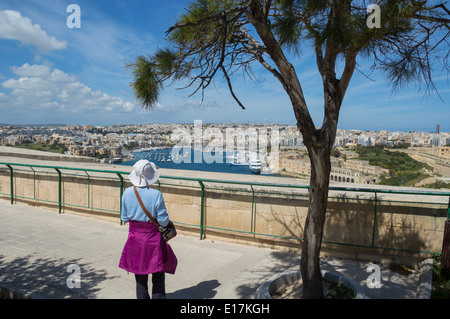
[[15, 142, 68, 154]]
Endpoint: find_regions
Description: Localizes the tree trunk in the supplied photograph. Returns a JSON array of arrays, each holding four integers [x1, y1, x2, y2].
[[244, 2, 348, 299], [297, 74, 341, 298], [442, 219, 450, 273], [300, 144, 332, 299]]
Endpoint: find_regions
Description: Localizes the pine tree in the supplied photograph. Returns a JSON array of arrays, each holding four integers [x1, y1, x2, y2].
[[127, 0, 449, 298]]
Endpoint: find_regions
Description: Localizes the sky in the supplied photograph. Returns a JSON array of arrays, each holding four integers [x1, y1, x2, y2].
[[0, 0, 448, 132]]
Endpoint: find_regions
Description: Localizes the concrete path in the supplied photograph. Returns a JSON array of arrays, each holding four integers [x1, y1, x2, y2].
[[0, 200, 429, 299]]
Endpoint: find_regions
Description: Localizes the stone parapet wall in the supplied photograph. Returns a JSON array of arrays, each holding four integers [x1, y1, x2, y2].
[[0, 155, 449, 265], [0, 146, 100, 164]]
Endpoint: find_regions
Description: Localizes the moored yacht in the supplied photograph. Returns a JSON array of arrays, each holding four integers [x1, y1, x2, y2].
[[248, 158, 261, 174]]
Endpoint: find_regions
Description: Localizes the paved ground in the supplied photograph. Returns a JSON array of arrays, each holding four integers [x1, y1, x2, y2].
[[0, 200, 430, 299]]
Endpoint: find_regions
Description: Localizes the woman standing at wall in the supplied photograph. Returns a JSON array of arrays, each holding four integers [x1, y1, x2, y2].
[[119, 159, 177, 299]]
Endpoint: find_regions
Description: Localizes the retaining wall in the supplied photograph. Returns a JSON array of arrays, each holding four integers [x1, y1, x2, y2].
[[0, 163, 448, 265]]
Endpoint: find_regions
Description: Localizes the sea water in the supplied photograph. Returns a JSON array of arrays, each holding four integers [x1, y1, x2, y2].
[[118, 148, 271, 176]]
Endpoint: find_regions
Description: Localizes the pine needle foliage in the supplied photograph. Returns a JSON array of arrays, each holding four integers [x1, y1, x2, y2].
[[126, 1, 449, 298]]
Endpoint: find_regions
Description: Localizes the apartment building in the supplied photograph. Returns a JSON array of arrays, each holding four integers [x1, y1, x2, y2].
[[279, 156, 381, 184]]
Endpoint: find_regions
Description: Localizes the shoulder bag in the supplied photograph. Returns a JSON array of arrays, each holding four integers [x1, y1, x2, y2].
[[133, 186, 177, 242]]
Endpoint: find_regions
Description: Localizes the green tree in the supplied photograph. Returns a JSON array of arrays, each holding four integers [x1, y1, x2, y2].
[[127, 0, 449, 298], [331, 147, 341, 158]]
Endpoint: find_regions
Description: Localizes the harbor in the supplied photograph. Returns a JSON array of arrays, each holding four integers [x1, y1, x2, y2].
[[118, 148, 270, 176]]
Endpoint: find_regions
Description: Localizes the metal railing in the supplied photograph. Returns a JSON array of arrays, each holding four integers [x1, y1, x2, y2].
[[1, 161, 450, 255]]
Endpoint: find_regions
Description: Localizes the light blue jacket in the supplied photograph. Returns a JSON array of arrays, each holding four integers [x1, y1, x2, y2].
[[120, 186, 169, 227]]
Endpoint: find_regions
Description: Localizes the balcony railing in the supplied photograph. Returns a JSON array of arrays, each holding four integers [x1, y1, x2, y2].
[[1, 161, 449, 256]]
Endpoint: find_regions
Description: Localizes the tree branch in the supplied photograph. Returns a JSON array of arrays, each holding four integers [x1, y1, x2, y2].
[[415, 13, 450, 26], [221, 65, 246, 109], [339, 49, 357, 98], [315, 43, 324, 77], [165, 5, 248, 35], [245, 0, 316, 135], [239, 26, 288, 89], [263, 0, 272, 21]]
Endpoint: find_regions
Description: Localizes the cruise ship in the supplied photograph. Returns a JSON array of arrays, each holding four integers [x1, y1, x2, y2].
[[228, 151, 262, 174], [248, 158, 262, 174]]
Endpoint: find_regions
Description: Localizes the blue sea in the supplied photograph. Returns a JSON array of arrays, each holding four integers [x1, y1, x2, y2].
[[119, 148, 273, 176]]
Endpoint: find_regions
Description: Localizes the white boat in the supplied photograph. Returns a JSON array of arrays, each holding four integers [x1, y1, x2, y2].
[[230, 158, 248, 166], [248, 158, 261, 174], [111, 157, 123, 164], [228, 151, 248, 166]]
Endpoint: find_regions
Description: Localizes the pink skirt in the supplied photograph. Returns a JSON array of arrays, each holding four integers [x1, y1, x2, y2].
[[119, 220, 177, 275]]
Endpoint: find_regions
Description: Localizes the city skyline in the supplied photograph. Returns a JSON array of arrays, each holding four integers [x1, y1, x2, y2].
[[0, 121, 448, 134], [0, 1, 449, 131]]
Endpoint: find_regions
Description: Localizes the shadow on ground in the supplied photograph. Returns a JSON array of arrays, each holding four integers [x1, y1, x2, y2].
[[234, 250, 300, 298], [168, 279, 221, 299], [0, 254, 117, 299], [232, 250, 421, 299]]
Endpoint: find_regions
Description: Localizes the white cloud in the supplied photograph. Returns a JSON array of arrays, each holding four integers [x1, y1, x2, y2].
[[0, 10, 67, 53], [1, 63, 135, 115], [11, 63, 51, 77], [125, 101, 136, 111]]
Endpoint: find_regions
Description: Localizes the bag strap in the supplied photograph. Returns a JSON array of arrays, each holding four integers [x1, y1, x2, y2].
[[133, 186, 159, 226]]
